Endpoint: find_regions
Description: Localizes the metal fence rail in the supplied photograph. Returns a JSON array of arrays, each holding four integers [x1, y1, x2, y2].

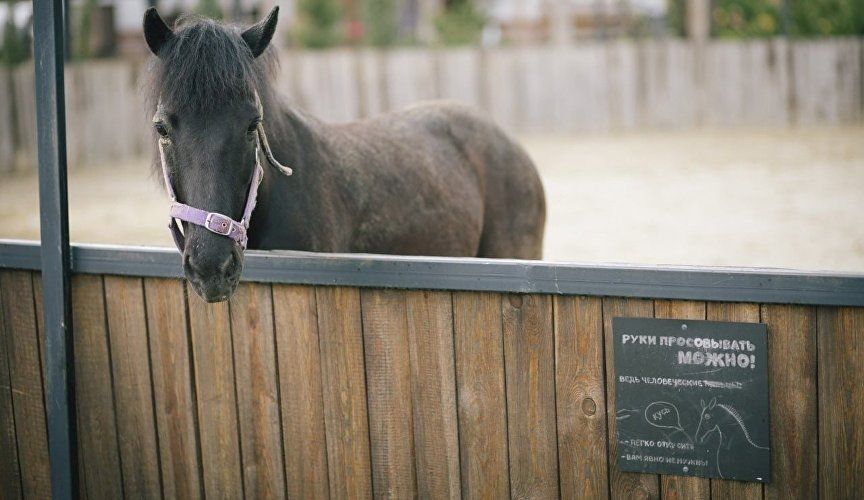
[[2, 240, 863, 307]]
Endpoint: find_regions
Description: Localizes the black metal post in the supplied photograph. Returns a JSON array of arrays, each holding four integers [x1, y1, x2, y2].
[[32, 0, 77, 498]]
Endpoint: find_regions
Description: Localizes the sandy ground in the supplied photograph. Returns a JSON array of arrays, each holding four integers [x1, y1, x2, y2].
[[1, 126, 862, 272]]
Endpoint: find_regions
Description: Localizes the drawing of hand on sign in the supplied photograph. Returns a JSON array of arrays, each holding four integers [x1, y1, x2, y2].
[[644, 401, 693, 443]]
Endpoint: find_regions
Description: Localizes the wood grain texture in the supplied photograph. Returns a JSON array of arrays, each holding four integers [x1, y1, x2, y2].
[[229, 283, 286, 499], [554, 295, 608, 500], [29, 275, 62, 497], [187, 288, 244, 499], [360, 289, 417, 498], [502, 293, 559, 499], [0, 271, 50, 499], [817, 306, 864, 498], [653, 300, 709, 500], [706, 303, 763, 500], [272, 285, 330, 499], [452, 292, 509, 499], [31, 274, 45, 379], [761, 305, 817, 500], [315, 286, 373, 499], [143, 278, 203, 499], [104, 276, 162, 498], [71, 274, 124, 499], [405, 290, 461, 500], [0, 272, 22, 500], [603, 297, 660, 500]]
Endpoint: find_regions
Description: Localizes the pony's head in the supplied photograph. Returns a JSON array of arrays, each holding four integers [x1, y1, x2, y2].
[[143, 8, 282, 302], [695, 397, 718, 442], [699, 424, 721, 445]]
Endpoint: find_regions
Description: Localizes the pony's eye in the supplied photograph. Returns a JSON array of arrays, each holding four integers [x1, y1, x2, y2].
[[154, 123, 169, 138], [247, 119, 261, 134]]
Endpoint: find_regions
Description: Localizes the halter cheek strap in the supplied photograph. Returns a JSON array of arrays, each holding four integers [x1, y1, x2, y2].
[[158, 91, 292, 252]]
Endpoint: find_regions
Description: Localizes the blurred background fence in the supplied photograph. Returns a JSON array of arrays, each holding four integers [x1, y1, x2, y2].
[[1, 37, 861, 173]]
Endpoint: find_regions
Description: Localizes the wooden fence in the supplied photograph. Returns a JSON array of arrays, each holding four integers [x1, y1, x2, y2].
[[1, 37, 862, 173], [1, 243, 863, 499]]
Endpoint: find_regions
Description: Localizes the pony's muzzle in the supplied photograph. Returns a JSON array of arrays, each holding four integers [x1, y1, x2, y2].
[[184, 247, 242, 302]]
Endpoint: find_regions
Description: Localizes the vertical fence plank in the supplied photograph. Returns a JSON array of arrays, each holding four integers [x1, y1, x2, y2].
[[817, 306, 864, 497], [0, 272, 23, 499], [706, 303, 763, 500], [273, 285, 330, 499], [405, 290, 461, 499], [32, 274, 74, 496], [360, 289, 417, 498], [554, 295, 608, 499], [453, 292, 509, 499], [483, 48, 520, 133], [357, 49, 386, 119], [71, 275, 123, 499], [603, 297, 659, 500], [761, 305, 817, 499], [436, 49, 481, 107], [385, 49, 437, 111], [606, 41, 639, 131], [144, 278, 203, 499], [502, 294, 559, 499], [187, 290, 244, 498], [315, 286, 373, 499], [229, 283, 286, 499], [11, 66, 36, 171], [0, 271, 50, 499], [654, 300, 710, 500], [104, 276, 162, 498], [0, 70, 15, 173]]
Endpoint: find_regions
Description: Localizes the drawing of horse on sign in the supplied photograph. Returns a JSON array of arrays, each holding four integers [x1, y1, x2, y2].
[[696, 397, 769, 480]]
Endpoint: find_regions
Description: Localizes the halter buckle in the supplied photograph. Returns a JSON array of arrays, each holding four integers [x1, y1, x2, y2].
[[205, 212, 236, 236]]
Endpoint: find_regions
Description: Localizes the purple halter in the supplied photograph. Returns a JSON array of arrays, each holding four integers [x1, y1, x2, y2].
[[158, 93, 292, 252]]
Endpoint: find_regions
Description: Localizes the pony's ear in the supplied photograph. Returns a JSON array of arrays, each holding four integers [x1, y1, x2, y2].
[[708, 397, 717, 409], [700, 399, 705, 409], [242, 6, 279, 58], [143, 8, 174, 56]]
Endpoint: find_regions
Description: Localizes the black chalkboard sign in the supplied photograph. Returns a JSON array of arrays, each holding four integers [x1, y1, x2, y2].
[[613, 317, 770, 482]]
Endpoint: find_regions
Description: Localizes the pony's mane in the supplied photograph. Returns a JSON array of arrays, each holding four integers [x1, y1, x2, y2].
[[143, 14, 278, 115], [717, 403, 767, 449]]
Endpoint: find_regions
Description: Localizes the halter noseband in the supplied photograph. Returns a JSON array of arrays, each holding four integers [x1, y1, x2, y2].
[[158, 92, 292, 252]]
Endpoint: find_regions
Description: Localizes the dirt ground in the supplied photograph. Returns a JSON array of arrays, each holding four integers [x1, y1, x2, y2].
[[1, 126, 862, 272]]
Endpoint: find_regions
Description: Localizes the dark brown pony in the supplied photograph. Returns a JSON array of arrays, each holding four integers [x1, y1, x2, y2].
[[143, 8, 545, 301]]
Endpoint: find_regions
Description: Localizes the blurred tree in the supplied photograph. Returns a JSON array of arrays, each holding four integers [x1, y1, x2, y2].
[[712, 0, 780, 37], [364, 0, 398, 46], [703, 0, 864, 38], [196, 0, 224, 19], [788, 0, 864, 36], [666, 0, 687, 36], [1, 0, 28, 66], [74, 0, 99, 57], [72, 0, 116, 58], [434, 0, 484, 45], [297, 0, 342, 48]]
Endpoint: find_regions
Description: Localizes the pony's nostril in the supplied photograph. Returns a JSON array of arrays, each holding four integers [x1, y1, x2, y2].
[[220, 252, 237, 274]]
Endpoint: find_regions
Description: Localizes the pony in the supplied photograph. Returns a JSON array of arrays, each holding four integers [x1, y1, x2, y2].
[[695, 397, 769, 479], [142, 8, 546, 302], [695, 397, 768, 450]]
